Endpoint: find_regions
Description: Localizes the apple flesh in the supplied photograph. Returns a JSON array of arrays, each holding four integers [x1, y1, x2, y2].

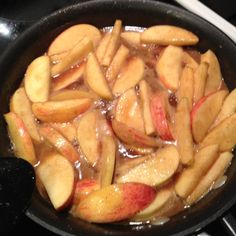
[[24, 55, 50, 103], [37, 152, 75, 210], [121, 31, 141, 47], [116, 145, 180, 186], [95, 33, 111, 64], [4, 112, 37, 165], [182, 52, 199, 71], [73, 182, 156, 223]]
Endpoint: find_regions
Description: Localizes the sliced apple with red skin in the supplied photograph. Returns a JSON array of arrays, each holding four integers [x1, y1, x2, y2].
[[116, 145, 179, 187], [24, 55, 50, 103], [112, 56, 144, 95], [141, 25, 199, 46], [150, 92, 174, 141], [85, 52, 113, 100], [156, 45, 183, 91], [10, 87, 40, 142], [72, 182, 156, 223], [200, 113, 236, 152], [77, 110, 100, 166], [115, 88, 145, 133], [39, 124, 80, 164], [201, 50, 222, 95], [121, 31, 141, 47], [111, 119, 162, 148], [32, 98, 92, 123], [51, 37, 93, 76], [4, 112, 37, 165], [191, 90, 228, 143], [48, 24, 101, 61], [95, 32, 111, 64], [52, 62, 85, 91], [37, 152, 75, 210]]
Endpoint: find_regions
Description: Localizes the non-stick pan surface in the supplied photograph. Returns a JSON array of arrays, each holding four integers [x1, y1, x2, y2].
[[0, 0, 236, 235]]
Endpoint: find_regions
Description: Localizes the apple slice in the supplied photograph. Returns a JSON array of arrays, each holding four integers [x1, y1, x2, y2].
[[72, 183, 156, 223], [10, 87, 40, 142], [4, 112, 37, 165], [175, 144, 219, 198], [191, 90, 228, 143], [141, 25, 199, 46], [112, 56, 144, 95], [182, 52, 199, 71], [101, 19, 122, 66], [24, 55, 50, 103], [139, 80, 155, 135], [112, 119, 162, 148], [150, 92, 174, 141], [52, 62, 85, 91], [115, 88, 145, 133], [48, 24, 101, 60], [175, 98, 194, 165], [124, 144, 154, 155], [39, 124, 80, 164], [156, 45, 183, 91], [37, 152, 75, 210], [116, 145, 180, 186], [201, 50, 222, 95], [85, 52, 113, 100], [106, 44, 129, 84], [51, 37, 93, 76], [95, 32, 111, 64], [77, 110, 100, 166], [99, 135, 116, 187], [32, 98, 92, 122], [200, 113, 236, 152], [121, 31, 141, 47], [187, 152, 233, 205], [214, 88, 236, 126], [193, 62, 209, 103]]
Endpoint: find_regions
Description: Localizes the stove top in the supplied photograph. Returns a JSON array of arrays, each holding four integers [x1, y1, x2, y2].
[[1, 0, 236, 235]]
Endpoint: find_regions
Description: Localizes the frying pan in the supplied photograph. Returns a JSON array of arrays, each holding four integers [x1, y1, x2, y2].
[[0, 0, 236, 235]]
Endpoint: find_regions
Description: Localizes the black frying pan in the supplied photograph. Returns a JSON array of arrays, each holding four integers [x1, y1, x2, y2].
[[1, 0, 236, 235]]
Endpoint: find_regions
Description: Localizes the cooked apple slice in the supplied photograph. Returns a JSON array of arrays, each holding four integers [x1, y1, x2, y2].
[[95, 32, 111, 64], [187, 152, 233, 205], [77, 110, 100, 166], [24, 55, 50, 103], [48, 24, 101, 59], [156, 45, 183, 91], [150, 92, 173, 141], [85, 52, 113, 100], [193, 62, 209, 103], [4, 112, 37, 165], [99, 135, 116, 187], [52, 62, 85, 91], [124, 144, 154, 155], [39, 124, 80, 163], [10, 87, 40, 142], [214, 88, 236, 126], [112, 119, 162, 148], [72, 183, 156, 223], [37, 152, 75, 210], [50, 89, 98, 101], [115, 88, 145, 133], [112, 56, 144, 95], [201, 50, 222, 95], [191, 90, 228, 143], [133, 185, 173, 220], [32, 98, 91, 122], [175, 144, 219, 198], [121, 31, 141, 47], [102, 19, 122, 66], [175, 98, 194, 165], [51, 37, 93, 76], [182, 52, 199, 71], [200, 113, 236, 151], [139, 80, 155, 135], [141, 25, 199, 46], [116, 145, 180, 186], [178, 66, 194, 109], [106, 44, 129, 84]]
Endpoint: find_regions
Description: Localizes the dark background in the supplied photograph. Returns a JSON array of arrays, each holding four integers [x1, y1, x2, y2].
[[0, 0, 236, 235]]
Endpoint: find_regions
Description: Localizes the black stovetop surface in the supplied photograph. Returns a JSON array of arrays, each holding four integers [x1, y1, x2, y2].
[[1, 0, 236, 235]]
